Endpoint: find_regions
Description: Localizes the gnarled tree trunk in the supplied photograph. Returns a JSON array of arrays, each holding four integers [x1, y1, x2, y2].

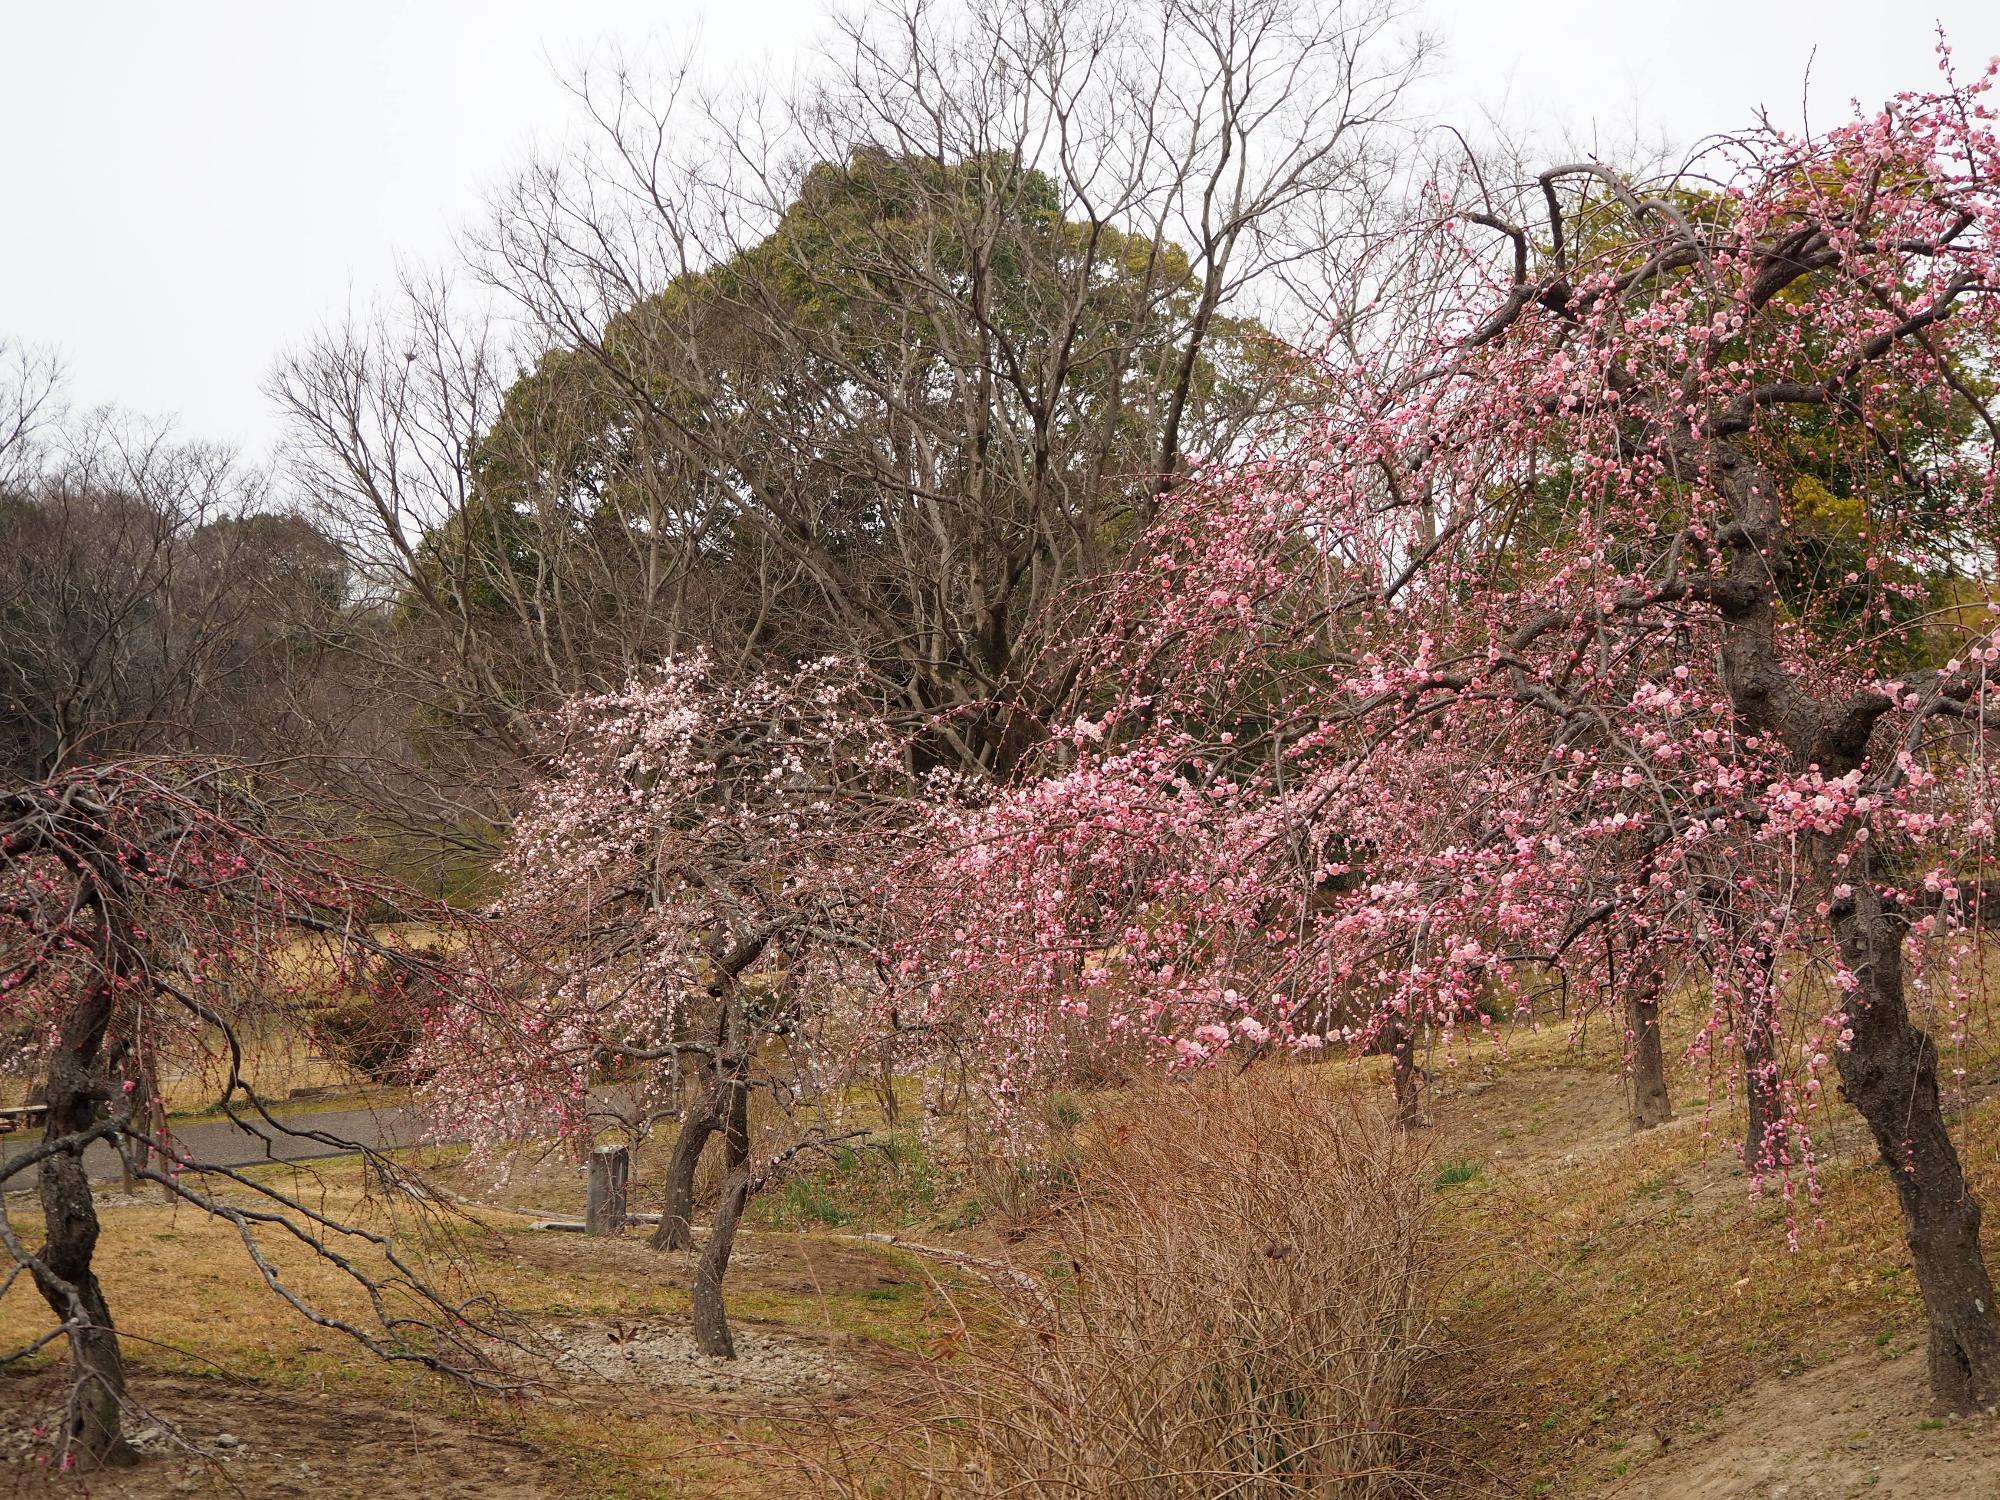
[[691, 1166, 753, 1358], [652, 1075, 724, 1252], [652, 1048, 750, 1252], [1832, 876, 2000, 1413], [34, 981, 138, 1471]]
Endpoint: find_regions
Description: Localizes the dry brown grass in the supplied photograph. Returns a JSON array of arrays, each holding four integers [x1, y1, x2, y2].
[[15, 988, 2000, 1499], [800, 1075, 1448, 1499], [1412, 1035, 2000, 1496], [0, 1148, 959, 1498], [2, 925, 453, 1114]]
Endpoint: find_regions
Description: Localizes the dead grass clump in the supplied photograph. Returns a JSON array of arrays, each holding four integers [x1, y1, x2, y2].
[[925, 1075, 1445, 1498], [953, 1088, 1088, 1238]]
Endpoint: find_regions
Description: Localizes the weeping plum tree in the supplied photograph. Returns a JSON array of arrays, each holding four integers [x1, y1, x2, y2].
[[0, 761, 508, 1470], [422, 654, 920, 1358], [909, 62, 2000, 1412]]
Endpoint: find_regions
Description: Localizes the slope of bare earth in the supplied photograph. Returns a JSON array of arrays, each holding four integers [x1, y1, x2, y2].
[[1595, 1347, 2000, 1500]]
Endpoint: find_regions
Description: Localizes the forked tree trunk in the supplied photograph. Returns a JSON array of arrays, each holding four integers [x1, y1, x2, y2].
[[1625, 959, 1673, 1131], [35, 983, 138, 1470], [691, 1166, 753, 1358], [652, 1080, 724, 1252], [652, 1055, 749, 1251], [1832, 877, 2000, 1414]]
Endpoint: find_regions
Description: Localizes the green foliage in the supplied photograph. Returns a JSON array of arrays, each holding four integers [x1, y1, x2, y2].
[[763, 1175, 859, 1229], [751, 1131, 946, 1231], [1434, 1160, 1482, 1190], [394, 144, 1292, 773]]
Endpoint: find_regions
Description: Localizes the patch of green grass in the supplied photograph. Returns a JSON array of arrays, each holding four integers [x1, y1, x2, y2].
[[751, 1131, 948, 1231], [1435, 1160, 1482, 1190], [764, 1175, 858, 1228]]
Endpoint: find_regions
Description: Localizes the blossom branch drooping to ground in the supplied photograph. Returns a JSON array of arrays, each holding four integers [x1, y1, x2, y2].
[[1, 761, 515, 1469], [908, 54, 2000, 1413]]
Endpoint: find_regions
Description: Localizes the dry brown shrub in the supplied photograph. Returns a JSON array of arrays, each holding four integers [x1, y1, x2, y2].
[[795, 1073, 1448, 1498], [953, 1088, 1089, 1239]]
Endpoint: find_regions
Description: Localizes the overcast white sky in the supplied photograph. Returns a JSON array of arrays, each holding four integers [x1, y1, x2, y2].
[[1, 1, 1995, 461]]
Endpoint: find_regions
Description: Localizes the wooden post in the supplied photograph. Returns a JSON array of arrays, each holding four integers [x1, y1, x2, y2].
[[586, 1144, 630, 1236]]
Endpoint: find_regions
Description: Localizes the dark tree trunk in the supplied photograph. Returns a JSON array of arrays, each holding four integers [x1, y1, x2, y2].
[[1687, 424, 2000, 1410], [1387, 1020, 1421, 1128], [34, 984, 137, 1470], [653, 1048, 751, 1251], [1832, 878, 2000, 1414], [1742, 1022, 1781, 1173], [723, 1071, 749, 1175], [35, 1156, 132, 1470], [1741, 944, 1781, 1174], [656, 961, 763, 1251], [1625, 960, 1673, 1131], [651, 1080, 724, 1252], [691, 1166, 752, 1358]]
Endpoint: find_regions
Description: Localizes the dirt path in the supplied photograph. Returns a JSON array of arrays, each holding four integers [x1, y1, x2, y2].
[[0, 1369, 574, 1498], [0, 1103, 441, 1190]]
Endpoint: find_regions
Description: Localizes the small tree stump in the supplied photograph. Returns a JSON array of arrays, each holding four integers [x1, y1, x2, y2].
[[586, 1144, 630, 1236]]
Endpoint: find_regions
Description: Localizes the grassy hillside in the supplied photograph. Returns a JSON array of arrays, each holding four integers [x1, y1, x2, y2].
[[5, 1024, 2000, 1496]]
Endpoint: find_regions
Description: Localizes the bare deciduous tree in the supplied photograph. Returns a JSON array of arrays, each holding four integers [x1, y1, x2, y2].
[[0, 407, 347, 781], [276, 0, 1425, 785]]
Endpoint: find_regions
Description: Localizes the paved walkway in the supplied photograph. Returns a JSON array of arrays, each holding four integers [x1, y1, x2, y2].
[[0, 1104, 445, 1190]]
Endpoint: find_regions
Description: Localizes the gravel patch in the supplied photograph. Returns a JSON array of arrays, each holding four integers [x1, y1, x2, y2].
[[529, 1315, 864, 1400]]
